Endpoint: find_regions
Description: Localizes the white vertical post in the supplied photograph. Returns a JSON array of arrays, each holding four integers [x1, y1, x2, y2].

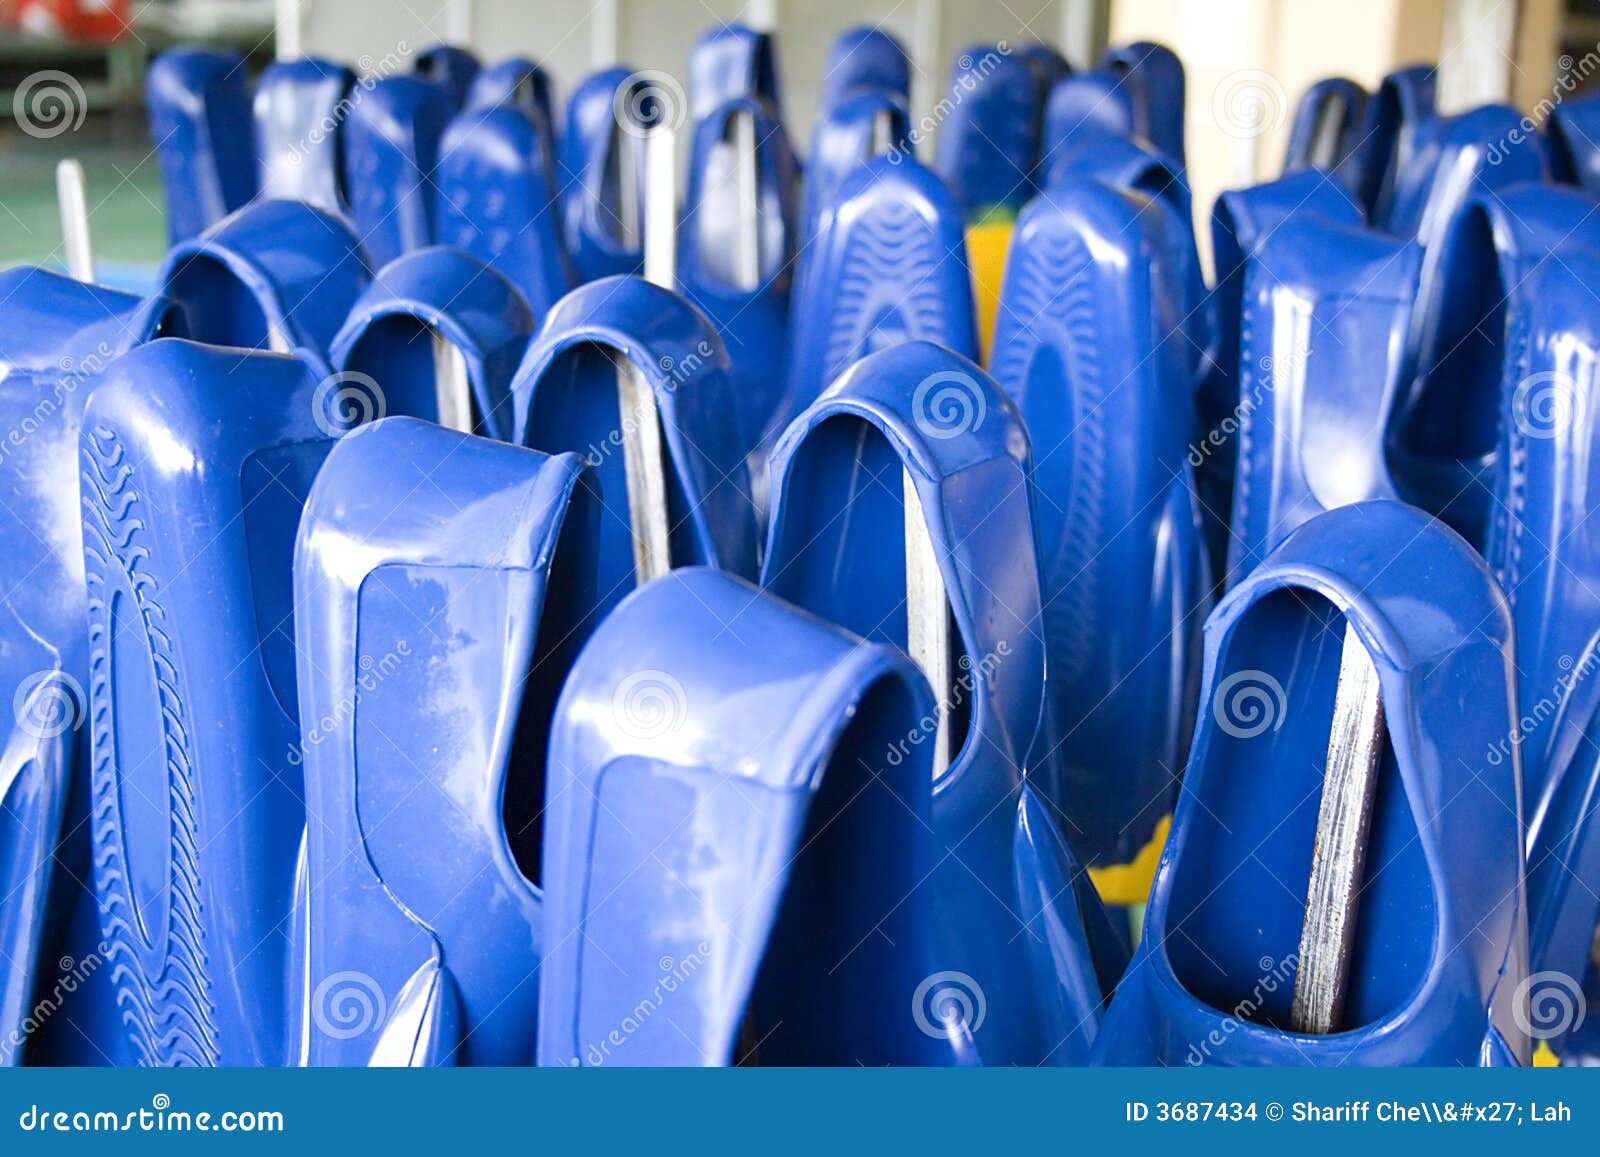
[[275, 0, 302, 62], [432, 335, 474, 432], [445, 0, 474, 45], [731, 109, 761, 291], [55, 159, 94, 284], [911, 0, 941, 157], [904, 474, 951, 777], [746, 0, 777, 32], [592, 0, 619, 68]]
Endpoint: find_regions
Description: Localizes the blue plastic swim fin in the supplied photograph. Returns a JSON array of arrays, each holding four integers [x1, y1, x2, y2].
[[1096, 501, 1528, 1066], [763, 341, 1121, 1065], [557, 68, 660, 283], [988, 180, 1211, 906], [1041, 71, 1137, 162], [414, 45, 481, 111], [1098, 41, 1186, 172], [1355, 64, 1436, 223], [82, 341, 335, 1065], [1281, 77, 1368, 187], [342, 76, 453, 268], [1547, 92, 1600, 196], [932, 45, 1041, 220], [292, 416, 603, 1066], [0, 269, 176, 1066], [800, 89, 909, 246], [146, 47, 258, 245], [466, 57, 556, 132], [1383, 104, 1544, 244], [253, 57, 353, 215], [818, 26, 910, 116], [330, 246, 536, 440], [688, 24, 782, 122], [156, 198, 370, 373]]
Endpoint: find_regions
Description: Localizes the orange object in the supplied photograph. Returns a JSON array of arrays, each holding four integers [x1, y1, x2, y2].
[[15, 0, 131, 41]]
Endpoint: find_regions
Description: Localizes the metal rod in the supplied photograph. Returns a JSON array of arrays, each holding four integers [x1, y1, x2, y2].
[[1309, 92, 1348, 171], [591, 0, 619, 68], [617, 122, 676, 585], [432, 333, 474, 433], [55, 159, 93, 283], [1290, 623, 1385, 1035], [903, 472, 951, 778], [274, 0, 302, 62], [911, 0, 941, 155], [731, 108, 761, 291], [615, 122, 641, 253], [870, 109, 894, 157]]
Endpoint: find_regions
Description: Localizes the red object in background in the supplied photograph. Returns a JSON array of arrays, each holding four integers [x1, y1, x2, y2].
[[14, 0, 131, 41]]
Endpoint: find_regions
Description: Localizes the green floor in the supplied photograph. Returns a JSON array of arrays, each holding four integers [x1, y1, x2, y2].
[[0, 113, 167, 290]]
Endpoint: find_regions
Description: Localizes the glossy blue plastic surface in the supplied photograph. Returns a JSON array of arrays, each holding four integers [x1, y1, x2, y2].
[[931, 45, 1041, 217], [679, 96, 799, 456], [146, 47, 258, 244], [342, 76, 453, 268], [0, 270, 176, 1066], [1384, 104, 1544, 245], [1547, 92, 1600, 195], [1391, 184, 1600, 547], [1098, 41, 1186, 170], [157, 197, 370, 372], [81, 340, 333, 1066], [253, 57, 353, 214], [414, 44, 481, 111], [292, 416, 601, 1065], [1481, 250, 1600, 1032], [688, 24, 781, 122], [435, 105, 572, 317], [988, 182, 1210, 887], [1282, 77, 1368, 187], [1096, 501, 1529, 1066], [1356, 64, 1436, 223], [801, 88, 910, 243], [539, 567, 973, 1066], [1202, 172, 1364, 573], [466, 56, 556, 130], [1226, 215, 1422, 586], [330, 246, 536, 440], [558, 68, 645, 283], [513, 275, 759, 616], [762, 341, 1122, 1065], [1016, 42, 1073, 96], [788, 156, 978, 412], [1042, 71, 1137, 160], [818, 26, 910, 115]]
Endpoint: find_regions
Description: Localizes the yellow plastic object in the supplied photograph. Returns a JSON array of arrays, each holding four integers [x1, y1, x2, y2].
[[1088, 814, 1172, 907], [966, 214, 1015, 362]]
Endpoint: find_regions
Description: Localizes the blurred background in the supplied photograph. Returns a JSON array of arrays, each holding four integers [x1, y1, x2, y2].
[[0, 0, 1589, 282]]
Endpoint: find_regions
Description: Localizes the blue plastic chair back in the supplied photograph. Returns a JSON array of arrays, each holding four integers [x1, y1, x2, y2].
[[329, 246, 536, 440], [931, 45, 1041, 218], [157, 198, 370, 373], [342, 76, 453, 268], [146, 47, 258, 244], [254, 57, 353, 214], [435, 105, 572, 317], [1390, 185, 1600, 546], [466, 56, 556, 130], [1356, 63, 1436, 223], [788, 156, 978, 412], [0, 269, 177, 1066], [558, 68, 652, 283], [292, 417, 601, 1065], [414, 44, 481, 111], [81, 340, 335, 1065], [1282, 77, 1368, 188], [1547, 92, 1600, 195], [1096, 501, 1529, 1066], [1226, 216, 1422, 586], [539, 567, 973, 1066], [512, 276, 760, 616], [1042, 70, 1136, 163], [689, 24, 781, 122], [679, 96, 800, 457], [762, 341, 1121, 1065], [988, 182, 1211, 902], [1016, 42, 1072, 94], [1098, 41, 1186, 170], [819, 26, 910, 115]]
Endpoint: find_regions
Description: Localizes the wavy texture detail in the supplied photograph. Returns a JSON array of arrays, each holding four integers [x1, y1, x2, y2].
[[82, 425, 217, 1067], [992, 227, 1105, 686], [1489, 306, 1533, 607]]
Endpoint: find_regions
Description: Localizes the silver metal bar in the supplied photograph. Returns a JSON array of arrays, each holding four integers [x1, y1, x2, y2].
[[870, 109, 894, 157], [1290, 623, 1385, 1035], [617, 122, 676, 585], [274, 0, 302, 62], [432, 332, 474, 433], [1309, 93, 1348, 171], [731, 108, 761, 291], [616, 124, 641, 253], [903, 472, 951, 778], [55, 159, 93, 283]]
